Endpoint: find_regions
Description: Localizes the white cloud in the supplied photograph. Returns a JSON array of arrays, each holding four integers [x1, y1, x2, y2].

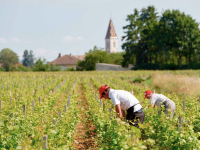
[[11, 37, 32, 44], [0, 38, 7, 43], [62, 36, 84, 43]]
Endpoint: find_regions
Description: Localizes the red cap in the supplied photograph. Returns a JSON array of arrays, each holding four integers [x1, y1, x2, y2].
[[144, 90, 153, 98], [99, 85, 109, 99]]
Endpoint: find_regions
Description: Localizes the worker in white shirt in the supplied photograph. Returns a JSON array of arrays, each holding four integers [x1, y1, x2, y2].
[[99, 85, 145, 128], [144, 90, 175, 118]]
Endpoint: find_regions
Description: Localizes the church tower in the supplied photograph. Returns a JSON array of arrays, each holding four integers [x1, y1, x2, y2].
[[105, 19, 118, 54]]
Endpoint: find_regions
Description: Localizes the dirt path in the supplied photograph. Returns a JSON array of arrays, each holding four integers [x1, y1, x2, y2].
[[72, 82, 98, 150]]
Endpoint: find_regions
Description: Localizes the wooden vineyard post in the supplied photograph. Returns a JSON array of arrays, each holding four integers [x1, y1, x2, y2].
[[23, 105, 26, 117], [0, 100, 1, 112], [10, 97, 12, 103], [39, 97, 41, 104], [67, 96, 70, 107], [53, 120, 56, 125], [132, 89, 134, 95], [96, 96, 98, 102], [43, 135, 48, 149], [100, 99, 102, 107], [199, 97, 200, 105], [10, 113, 14, 125], [103, 102, 105, 111], [89, 83, 91, 91], [59, 111, 61, 117], [158, 108, 161, 116], [179, 116, 182, 132], [182, 93, 185, 113], [109, 108, 112, 120], [65, 105, 67, 113], [34, 89, 37, 96], [73, 83, 75, 95], [131, 131, 134, 142], [2, 93, 4, 97], [32, 101, 34, 111], [15, 90, 17, 96]]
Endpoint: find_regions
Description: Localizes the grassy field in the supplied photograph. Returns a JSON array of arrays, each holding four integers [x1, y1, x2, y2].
[[0, 71, 200, 149]]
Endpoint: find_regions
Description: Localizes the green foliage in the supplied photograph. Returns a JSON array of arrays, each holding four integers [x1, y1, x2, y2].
[[109, 52, 125, 65], [133, 77, 145, 83], [122, 6, 200, 69], [8, 64, 32, 72], [122, 6, 159, 66], [133, 63, 200, 70], [22, 50, 35, 67], [0, 75, 78, 149], [66, 67, 75, 71], [49, 64, 61, 71], [77, 46, 125, 71], [0, 67, 5, 72], [0, 48, 19, 70], [32, 58, 50, 71], [158, 9, 200, 67]]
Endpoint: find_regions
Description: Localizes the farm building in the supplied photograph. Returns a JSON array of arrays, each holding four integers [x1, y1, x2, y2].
[[48, 53, 85, 70]]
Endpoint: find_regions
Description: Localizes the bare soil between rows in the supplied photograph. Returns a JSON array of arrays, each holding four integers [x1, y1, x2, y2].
[[72, 82, 98, 150]]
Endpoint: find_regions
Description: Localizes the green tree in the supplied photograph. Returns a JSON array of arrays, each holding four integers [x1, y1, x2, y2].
[[109, 52, 125, 65], [29, 50, 35, 67], [159, 10, 200, 67], [0, 48, 19, 70], [122, 6, 159, 66], [22, 50, 29, 67], [77, 46, 110, 71], [77, 46, 125, 71], [22, 50, 35, 67], [33, 58, 50, 71], [50, 64, 61, 71]]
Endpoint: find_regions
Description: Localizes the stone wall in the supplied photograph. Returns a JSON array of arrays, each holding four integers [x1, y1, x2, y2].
[[96, 63, 133, 71]]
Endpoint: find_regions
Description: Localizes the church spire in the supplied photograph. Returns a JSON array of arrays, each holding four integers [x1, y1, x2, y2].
[[105, 19, 117, 39]]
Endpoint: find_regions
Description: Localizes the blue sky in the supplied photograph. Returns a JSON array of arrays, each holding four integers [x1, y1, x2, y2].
[[0, 0, 200, 62]]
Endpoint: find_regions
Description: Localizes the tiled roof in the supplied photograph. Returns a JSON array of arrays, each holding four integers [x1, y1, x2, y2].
[[48, 54, 85, 65], [105, 19, 117, 39]]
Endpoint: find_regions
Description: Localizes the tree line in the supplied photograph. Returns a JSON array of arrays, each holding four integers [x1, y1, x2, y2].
[[77, 46, 125, 71], [0, 48, 61, 71], [122, 6, 200, 70]]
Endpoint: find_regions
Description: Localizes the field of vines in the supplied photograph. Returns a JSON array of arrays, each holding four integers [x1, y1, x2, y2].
[[0, 71, 200, 150]]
